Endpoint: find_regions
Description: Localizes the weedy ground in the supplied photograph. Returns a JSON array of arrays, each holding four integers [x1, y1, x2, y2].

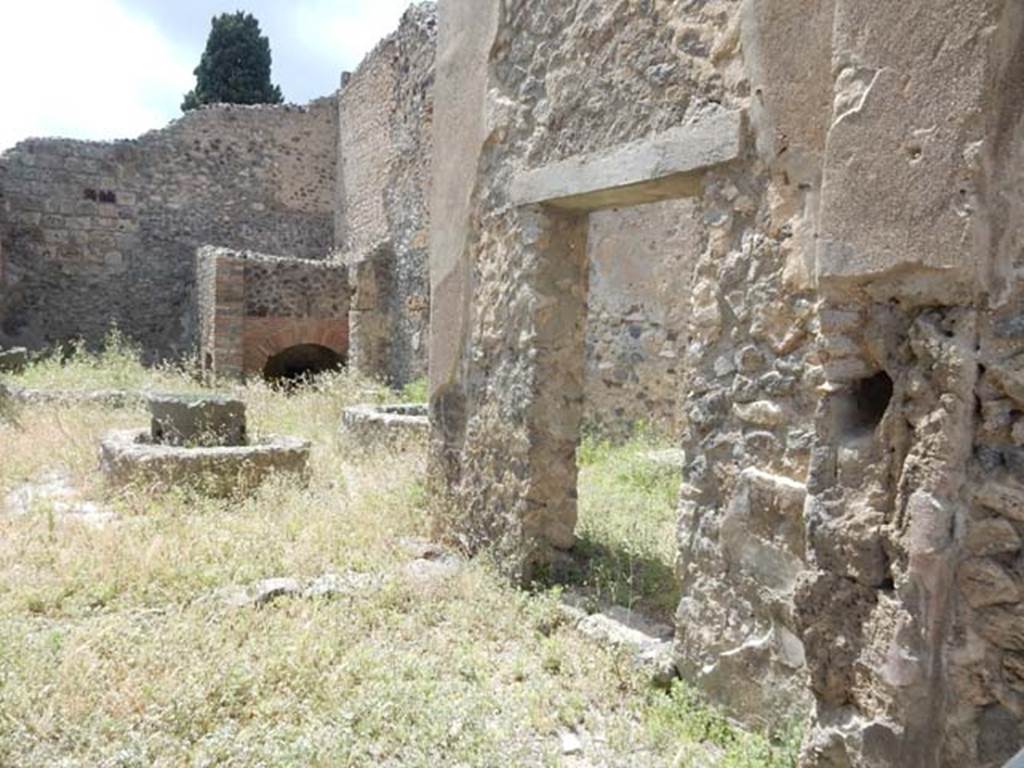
[[0, 338, 800, 767]]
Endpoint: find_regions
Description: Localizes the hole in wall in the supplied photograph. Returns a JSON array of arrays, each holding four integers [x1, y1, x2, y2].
[[840, 371, 894, 436], [262, 343, 344, 384]]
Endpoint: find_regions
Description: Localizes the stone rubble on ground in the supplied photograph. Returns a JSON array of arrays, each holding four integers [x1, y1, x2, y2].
[[3, 471, 116, 527], [211, 539, 464, 609]]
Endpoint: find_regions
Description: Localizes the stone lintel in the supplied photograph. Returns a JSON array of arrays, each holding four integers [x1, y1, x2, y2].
[[509, 110, 744, 210]]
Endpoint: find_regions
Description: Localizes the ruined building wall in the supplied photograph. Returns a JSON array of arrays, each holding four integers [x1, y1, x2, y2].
[[584, 200, 700, 435], [334, 0, 694, 417], [337, 3, 436, 387], [197, 246, 348, 381], [0, 99, 337, 358], [431, 0, 1024, 766], [429, 0, 819, 661], [786, 2, 1024, 765]]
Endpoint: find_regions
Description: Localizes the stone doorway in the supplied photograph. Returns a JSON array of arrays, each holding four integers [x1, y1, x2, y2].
[[430, 110, 744, 578], [494, 111, 745, 573]]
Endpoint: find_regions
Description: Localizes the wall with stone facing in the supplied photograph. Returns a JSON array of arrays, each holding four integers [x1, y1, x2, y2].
[[337, 3, 436, 387], [430, 0, 1024, 765], [196, 246, 348, 381], [583, 200, 700, 435], [0, 99, 337, 359]]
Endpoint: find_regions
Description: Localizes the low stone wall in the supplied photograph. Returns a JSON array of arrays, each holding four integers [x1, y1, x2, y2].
[[341, 403, 429, 446], [100, 428, 310, 494], [6, 386, 145, 409]]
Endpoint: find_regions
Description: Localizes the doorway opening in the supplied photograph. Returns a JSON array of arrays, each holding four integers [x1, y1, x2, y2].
[[262, 344, 345, 384], [550, 200, 695, 624]]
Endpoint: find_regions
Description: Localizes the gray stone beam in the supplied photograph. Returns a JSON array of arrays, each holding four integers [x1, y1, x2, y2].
[[509, 110, 744, 210]]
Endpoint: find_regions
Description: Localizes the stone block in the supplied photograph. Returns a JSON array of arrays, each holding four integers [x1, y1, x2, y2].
[[958, 558, 1021, 609], [341, 403, 429, 446], [99, 428, 310, 495], [967, 518, 1022, 557], [509, 110, 743, 210], [148, 394, 246, 447], [816, 0, 1000, 302]]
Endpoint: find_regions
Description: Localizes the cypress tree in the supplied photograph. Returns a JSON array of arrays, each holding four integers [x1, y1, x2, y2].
[[182, 12, 283, 111]]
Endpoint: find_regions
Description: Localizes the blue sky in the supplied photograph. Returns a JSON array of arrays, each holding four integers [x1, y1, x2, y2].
[[0, 0, 416, 151]]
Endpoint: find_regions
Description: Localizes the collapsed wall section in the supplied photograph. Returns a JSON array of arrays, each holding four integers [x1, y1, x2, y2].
[[0, 99, 337, 358], [337, 3, 436, 387]]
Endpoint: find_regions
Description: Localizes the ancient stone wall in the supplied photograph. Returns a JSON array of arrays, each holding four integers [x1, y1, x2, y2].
[[196, 246, 348, 381], [583, 200, 700, 435], [0, 99, 337, 358], [431, 0, 1024, 765], [337, 3, 436, 387]]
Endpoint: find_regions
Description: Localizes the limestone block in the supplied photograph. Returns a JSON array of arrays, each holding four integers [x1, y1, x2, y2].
[[148, 394, 246, 447], [509, 110, 744, 210], [975, 480, 1024, 522], [967, 518, 1022, 557], [733, 400, 784, 428], [817, 0, 1002, 301], [720, 468, 806, 594]]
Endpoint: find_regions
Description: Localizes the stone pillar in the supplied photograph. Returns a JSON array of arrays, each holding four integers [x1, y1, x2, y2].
[[797, 2, 1023, 765], [521, 208, 589, 557], [347, 247, 393, 381], [197, 248, 244, 381]]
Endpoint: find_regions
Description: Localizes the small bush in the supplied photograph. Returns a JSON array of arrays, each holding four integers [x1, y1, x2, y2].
[[399, 377, 429, 404]]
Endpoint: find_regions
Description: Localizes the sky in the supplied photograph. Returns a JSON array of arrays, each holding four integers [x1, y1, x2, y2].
[[0, 0, 416, 152]]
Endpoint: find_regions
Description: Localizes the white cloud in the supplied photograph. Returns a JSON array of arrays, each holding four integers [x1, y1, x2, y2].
[[290, 0, 415, 74], [0, 1, 418, 153], [0, 0, 193, 151]]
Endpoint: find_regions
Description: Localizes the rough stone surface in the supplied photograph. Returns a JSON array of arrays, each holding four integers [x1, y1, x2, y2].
[[509, 110, 744, 209], [148, 393, 246, 447], [341, 403, 429, 446], [337, 4, 436, 387], [99, 428, 310, 495], [584, 201, 700, 433], [430, 0, 1024, 764]]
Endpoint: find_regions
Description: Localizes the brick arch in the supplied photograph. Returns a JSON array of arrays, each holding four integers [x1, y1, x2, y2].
[[241, 316, 348, 377]]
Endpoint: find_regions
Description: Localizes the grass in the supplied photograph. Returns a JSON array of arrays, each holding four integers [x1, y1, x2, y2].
[[0, 346, 799, 767], [9, 327, 209, 394], [571, 428, 682, 622], [399, 376, 429, 404]]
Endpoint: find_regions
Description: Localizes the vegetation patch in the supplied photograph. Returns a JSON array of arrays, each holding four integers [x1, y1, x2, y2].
[[0, 350, 798, 766]]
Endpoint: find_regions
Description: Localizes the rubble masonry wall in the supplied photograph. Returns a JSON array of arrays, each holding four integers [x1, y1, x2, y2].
[[0, 99, 337, 358]]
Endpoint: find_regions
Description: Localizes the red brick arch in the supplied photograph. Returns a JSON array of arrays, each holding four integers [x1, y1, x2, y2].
[[241, 316, 348, 377]]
